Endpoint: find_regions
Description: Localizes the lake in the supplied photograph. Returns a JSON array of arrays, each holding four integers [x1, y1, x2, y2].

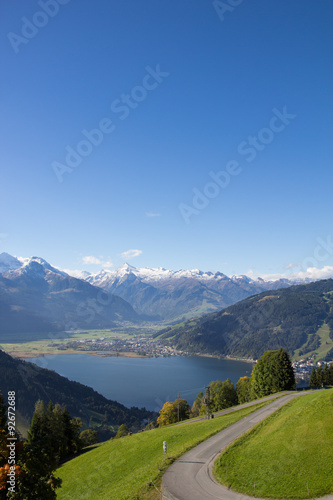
[[24, 354, 253, 412]]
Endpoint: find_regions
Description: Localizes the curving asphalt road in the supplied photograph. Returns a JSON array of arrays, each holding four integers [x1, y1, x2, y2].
[[162, 391, 333, 500]]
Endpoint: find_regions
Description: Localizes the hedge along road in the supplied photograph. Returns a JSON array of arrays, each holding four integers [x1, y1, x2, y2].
[[162, 391, 333, 500]]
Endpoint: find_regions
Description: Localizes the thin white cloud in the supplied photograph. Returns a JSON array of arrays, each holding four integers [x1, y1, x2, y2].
[[121, 249, 142, 260], [284, 263, 297, 270], [82, 256, 113, 268], [146, 212, 161, 217], [247, 266, 333, 282]]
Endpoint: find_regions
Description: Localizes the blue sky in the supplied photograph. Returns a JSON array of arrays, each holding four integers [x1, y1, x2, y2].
[[1, 0, 332, 277]]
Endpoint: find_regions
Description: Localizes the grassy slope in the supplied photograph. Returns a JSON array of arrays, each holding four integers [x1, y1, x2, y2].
[[214, 389, 333, 499], [57, 400, 272, 500], [293, 322, 333, 362]]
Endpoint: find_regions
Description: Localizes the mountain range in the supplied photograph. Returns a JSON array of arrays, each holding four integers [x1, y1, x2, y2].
[[154, 279, 333, 361], [0, 252, 328, 337], [80, 263, 296, 321], [0, 254, 140, 339]]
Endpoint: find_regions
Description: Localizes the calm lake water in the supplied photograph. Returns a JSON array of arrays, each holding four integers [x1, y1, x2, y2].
[[24, 354, 253, 412]]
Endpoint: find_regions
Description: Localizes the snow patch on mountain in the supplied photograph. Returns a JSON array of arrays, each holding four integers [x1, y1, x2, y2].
[[0, 253, 22, 273]]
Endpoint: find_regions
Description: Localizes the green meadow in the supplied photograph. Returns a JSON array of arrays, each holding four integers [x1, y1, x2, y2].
[[57, 400, 272, 500], [214, 389, 333, 499]]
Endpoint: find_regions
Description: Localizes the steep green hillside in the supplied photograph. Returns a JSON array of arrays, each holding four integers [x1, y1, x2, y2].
[[214, 389, 333, 498], [0, 350, 154, 438], [154, 279, 333, 360]]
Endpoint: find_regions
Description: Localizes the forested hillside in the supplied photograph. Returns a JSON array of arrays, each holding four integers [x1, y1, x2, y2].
[[155, 279, 333, 360], [0, 350, 155, 439]]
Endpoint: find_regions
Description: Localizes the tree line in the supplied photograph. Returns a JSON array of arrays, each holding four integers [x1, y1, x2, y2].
[[309, 363, 333, 387], [155, 348, 295, 426], [0, 394, 99, 499]]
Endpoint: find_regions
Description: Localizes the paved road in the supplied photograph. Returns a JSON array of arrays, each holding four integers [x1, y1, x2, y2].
[[162, 392, 333, 500]]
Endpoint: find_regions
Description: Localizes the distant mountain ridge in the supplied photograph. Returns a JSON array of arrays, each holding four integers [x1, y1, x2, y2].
[[154, 279, 333, 361], [0, 252, 331, 328], [0, 253, 141, 339], [83, 262, 297, 321]]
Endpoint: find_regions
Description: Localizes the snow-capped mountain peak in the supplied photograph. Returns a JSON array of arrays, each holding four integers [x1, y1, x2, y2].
[[0, 253, 22, 273], [2, 255, 68, 279]]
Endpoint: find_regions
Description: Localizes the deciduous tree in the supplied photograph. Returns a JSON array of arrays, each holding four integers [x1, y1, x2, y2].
[[236, 376, 252, 404], [157, 399, 191, 426], [115, 424, 129, 438], [209, 379, 238, 411]]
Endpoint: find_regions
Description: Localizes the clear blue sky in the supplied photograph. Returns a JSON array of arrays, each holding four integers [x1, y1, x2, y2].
[[1, 0, 332, 277]]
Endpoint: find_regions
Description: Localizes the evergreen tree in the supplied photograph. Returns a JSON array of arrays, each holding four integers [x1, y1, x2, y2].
[[26, 400, 48, 446], [309, 366, 318, 387], [322, 364, 330, 386], [274, 348, 296, 391], [251, 349, 295, 398], [329, 364, 333, 385], [14, 400, 81, 498], [316, 366, 323, 387]]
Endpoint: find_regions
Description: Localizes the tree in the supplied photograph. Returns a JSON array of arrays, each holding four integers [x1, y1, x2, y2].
[[14, 444, 61, 500], [316, 366, 323, 387], [144, 421, 157, 431], [309, 366, 318, 387], [79, 429, 98, 447], [209, 379, 238, 411], [329, 363, 333, 385], [26, 400, 48, 446], [236, 376, 252, 404], [14, 400, 82, 498], [322, 364, 330, 386], [191, 392, 204, 417], [15, 400, 62, 499], [157, 399, 191, 426], [115, 424, 129, 438], [251, 349, 295, 398]]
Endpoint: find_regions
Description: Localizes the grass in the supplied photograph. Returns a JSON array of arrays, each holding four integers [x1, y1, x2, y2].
[[214, 389, 333, 499], [313, 323, 333, 361], [56, 400, 273, 500], [293, 322, 333, 362], [0, 328, 156, 357]]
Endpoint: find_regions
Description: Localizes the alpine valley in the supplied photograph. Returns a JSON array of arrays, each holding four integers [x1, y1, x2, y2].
[[0, 252, 300, 339], [1, 252, 333, 363]]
